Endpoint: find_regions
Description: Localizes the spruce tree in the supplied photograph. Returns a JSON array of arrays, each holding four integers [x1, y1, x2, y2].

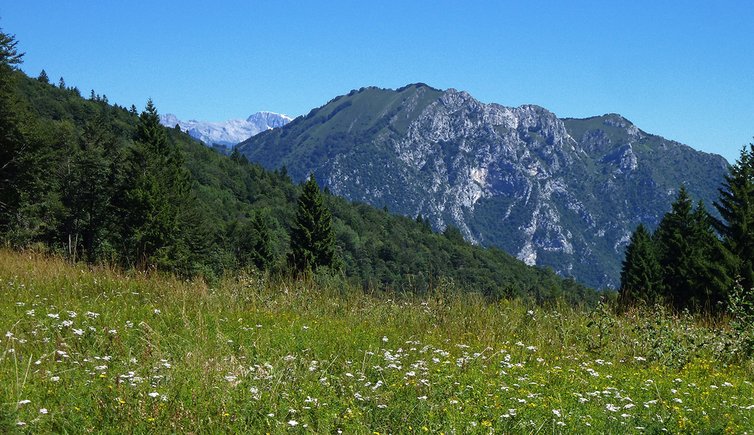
[[37, 69, 48, 83], [289, 174, 336, 273], [0, 29, 24, 233], [714, 144, 754, 292], [654, 186, 697, 307], [236, 212, 275, 271], [655, 188, 729, 310], [689, 201, 731, 309], [59, 117, 112, 262], [250, 212, 274, 271], [619, 224, 661, 306], [120, 99, 190, 270], [0, 29, 23, 66]]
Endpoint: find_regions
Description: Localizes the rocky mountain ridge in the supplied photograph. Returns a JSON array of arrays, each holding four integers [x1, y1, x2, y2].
[[237, 84, 729, 288]]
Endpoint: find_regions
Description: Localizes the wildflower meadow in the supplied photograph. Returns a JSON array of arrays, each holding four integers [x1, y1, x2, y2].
[[2, 250, 753, 433]]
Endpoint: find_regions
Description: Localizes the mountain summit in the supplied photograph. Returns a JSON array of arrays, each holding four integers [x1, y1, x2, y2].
[[160, 111, 292, 147], [237, 84, 728, 288]]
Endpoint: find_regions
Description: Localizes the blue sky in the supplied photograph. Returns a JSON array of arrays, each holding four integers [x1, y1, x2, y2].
[[1, 1, 752, 162]]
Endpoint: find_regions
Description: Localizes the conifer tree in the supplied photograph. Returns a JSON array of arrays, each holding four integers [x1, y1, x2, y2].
[[58, 76, 65, 89], [0, 29, 23, 66], [59, 116, 112, 261], [250, 212, 274, 271], [120, 99, 190, 269], [236, 212, 275, 271], [37, 69, 48, 83], [619, 224, 661, 306], [415, 213, 432, 232], [714, 144, 754, 292], [654, 186, 697, 307], [0, 29, 24, 233], [689, 201, 731, 309], [654, 188, 729, 310], [289, 174, 336, 273]]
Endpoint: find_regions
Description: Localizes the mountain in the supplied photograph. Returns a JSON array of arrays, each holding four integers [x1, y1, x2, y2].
[[3, 70, 595, 303], [160, 111, 292, 147], [237, 84, 729, 288]]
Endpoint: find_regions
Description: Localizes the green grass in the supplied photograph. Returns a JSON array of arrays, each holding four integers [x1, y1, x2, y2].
[[1, 250, 753, 433]]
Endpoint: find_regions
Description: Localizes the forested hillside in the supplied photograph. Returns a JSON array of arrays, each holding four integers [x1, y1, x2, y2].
[[0, 31, 595, 304]]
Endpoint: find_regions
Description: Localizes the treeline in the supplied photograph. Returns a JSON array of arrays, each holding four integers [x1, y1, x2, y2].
[[620, 145, 754, 312], [0, 29, 596, 304]]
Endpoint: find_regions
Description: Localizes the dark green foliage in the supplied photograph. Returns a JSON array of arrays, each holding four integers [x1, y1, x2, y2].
[[59, 116, 112, 261], [688, 202, 731, 308], [289, 175, 337, 273], [714, 144, 754, 292], [0, 28, 24, 232], [653, 188, 727, 310], [0, 29, 23, 66], [654, 187, 695, 306], [119, 99, 192, 270], [58, 77, 65, 89], [619, 224, 661, 306], [621, 187, 732, 312], [232, 211, 275, 272], [442, 225, 465, 244], [37, 69, 48, 83], [415, 214, 432, 232]]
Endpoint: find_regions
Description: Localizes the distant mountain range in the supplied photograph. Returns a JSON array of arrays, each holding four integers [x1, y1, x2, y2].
[[237, 83, 729, 288], [160, 111, 292, 147]]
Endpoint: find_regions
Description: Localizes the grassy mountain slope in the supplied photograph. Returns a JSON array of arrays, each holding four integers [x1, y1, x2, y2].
[[240, 84, 444, 183]]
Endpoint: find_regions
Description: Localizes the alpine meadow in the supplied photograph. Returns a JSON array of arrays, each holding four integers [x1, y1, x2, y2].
[[3, 9, 754, 434]]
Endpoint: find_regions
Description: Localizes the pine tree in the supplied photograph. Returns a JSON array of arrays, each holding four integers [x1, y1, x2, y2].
[[619, 224, 662, 306], [288, 174, 336, 273], [0, 29, 23, 66], [714, 144, 754, 292], [59, 117, 112, 262], [689, 201, 731, 309], [654, 188, 729, 310], [654, 186, 697, 307], [58, 77, 65, 89], [0, 29, 24, 233], [37, 69, 49, 83], [250, 212, 274, 271], [119, 99, 190, 270], [236, 212, 275, 271]]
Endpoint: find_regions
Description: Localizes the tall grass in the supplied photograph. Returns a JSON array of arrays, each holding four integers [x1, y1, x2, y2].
[[1, 250, 753, 433]]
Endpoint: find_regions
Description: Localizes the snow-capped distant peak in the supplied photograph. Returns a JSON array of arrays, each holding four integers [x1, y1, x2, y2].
[[245, 111, 293, 129], [159, 111, 292, 147]]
